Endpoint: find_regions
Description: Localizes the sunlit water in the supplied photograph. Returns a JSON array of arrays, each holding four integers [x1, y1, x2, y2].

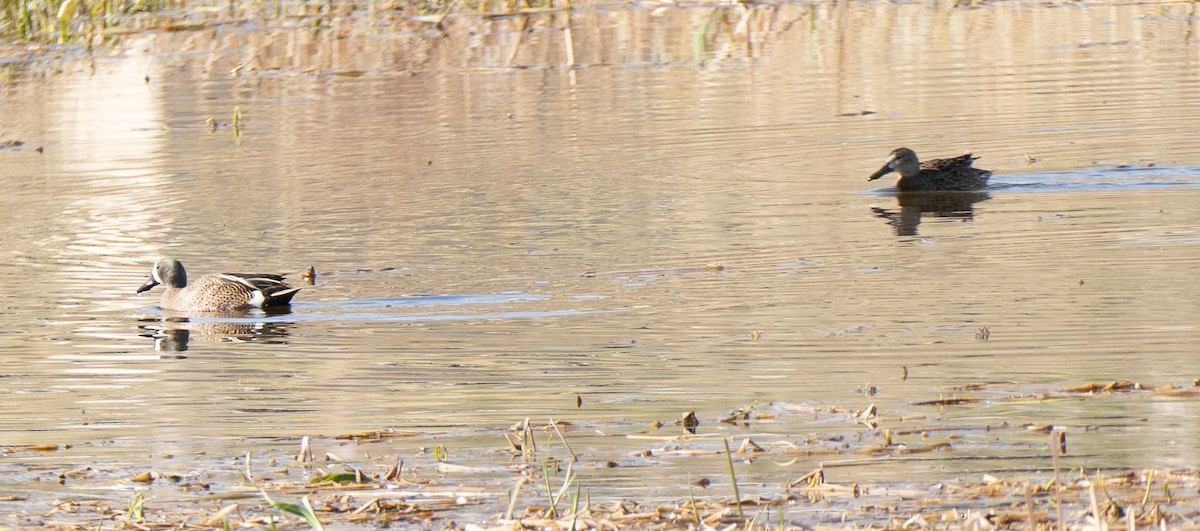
[[2, 0, 1199, 524]]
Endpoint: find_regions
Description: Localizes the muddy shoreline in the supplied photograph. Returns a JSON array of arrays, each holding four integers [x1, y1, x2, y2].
[[7, 381, 1200, 528]]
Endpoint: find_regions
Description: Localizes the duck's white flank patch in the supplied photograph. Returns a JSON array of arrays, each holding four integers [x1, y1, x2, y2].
[[246, 290, 267, 308]]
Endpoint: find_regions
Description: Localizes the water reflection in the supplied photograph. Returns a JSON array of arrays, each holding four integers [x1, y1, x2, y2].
[[871, 191, 991, 236], [42, 56, 169, 315], [138, 315, 294, 352]]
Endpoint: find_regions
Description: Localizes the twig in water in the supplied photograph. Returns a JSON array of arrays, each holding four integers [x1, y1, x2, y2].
[[686, 476, 701, 528], [722, 437, 744, 520], [349, 498, 380, 516], [383, 459, 403, 482], [505, 475, 528, 521], [549, 418, 577, 462], [1025, 482, 1036, 530], [1088, 483, 1105, 531], [1052, 431, 1064, 531], [520, 418, 537, 459], [298, 436, 312, 463], [1140, 470, 1153, 505]]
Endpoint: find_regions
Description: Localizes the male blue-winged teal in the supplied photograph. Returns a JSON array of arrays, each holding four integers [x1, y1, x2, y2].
[[136, 258, 301, 312], [868, 147, 992, 191]]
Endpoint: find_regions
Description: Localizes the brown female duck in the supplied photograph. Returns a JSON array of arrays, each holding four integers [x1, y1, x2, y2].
[[868, 147, 991, 191]]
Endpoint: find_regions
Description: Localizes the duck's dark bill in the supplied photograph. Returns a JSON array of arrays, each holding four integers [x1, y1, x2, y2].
[[868, 165, 893, 181], [137, 278, 159, 294]]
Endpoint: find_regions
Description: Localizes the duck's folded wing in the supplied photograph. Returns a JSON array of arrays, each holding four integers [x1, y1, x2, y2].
[[921, 153, 978, 172]]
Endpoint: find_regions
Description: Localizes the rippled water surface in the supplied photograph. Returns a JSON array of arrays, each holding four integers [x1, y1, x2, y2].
[[2, 0, 1200, 524]]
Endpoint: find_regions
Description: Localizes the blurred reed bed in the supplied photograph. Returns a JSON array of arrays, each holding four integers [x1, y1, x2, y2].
[[1, 0, 589, 44], [2, 0, 775, 72], [1, 0, 178, 42]]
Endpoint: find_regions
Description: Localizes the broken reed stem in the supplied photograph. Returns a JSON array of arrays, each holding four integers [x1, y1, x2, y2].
[[1088, 484, 1103, 531], [349, 497, 380, 516], [1140, 470, 1153, 505], [1053, 431, 1064, 531], [1025, 482, 1035, 530], [298, 435, 312, 463], [505, 475, 528, 521], [722, 437, 744, 520], [516, 418, 537, 460], [549, 418, 577, 462]]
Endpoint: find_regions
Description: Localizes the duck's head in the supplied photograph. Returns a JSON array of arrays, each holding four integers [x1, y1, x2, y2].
[[137, 258, 187, 294], [868, 147, 920, 181]]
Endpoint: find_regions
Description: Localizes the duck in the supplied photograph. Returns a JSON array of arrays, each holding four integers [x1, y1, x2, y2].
[[868, 147, 992, 191], [136, 258, 302, 313]]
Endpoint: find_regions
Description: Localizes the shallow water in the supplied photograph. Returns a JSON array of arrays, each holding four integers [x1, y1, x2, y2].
[[2, 0, 1200, 524]]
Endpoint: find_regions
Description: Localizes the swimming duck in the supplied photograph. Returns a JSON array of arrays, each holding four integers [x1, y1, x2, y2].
[[868, 147, 991, 191], [137, 258, 301, 313]]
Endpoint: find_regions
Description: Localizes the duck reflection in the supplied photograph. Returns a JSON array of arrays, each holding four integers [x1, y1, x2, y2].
[[871, 191, 991, 236], [138, 311, 294, 352]]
